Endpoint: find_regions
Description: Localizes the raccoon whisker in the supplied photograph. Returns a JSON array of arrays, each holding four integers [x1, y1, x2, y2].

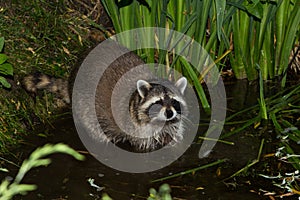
[[178, 111, 189, 116], [153, 135, 163, 144], [180, 115, 195, 127], [185, 105, 199, 110], [169, 133, 178, 143]]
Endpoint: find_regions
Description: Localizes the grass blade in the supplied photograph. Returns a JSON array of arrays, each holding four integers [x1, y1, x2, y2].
[[151, 159, 228, 183]]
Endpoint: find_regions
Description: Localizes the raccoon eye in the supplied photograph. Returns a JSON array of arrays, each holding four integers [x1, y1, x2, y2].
[[147, 99, 164, 117], [148, 103, 163, 119], [171, 99, 181, 114]]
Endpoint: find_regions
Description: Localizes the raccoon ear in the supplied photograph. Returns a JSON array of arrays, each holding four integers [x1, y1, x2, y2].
[[137, 80, 151, 98], [175, 77, 187, 94]]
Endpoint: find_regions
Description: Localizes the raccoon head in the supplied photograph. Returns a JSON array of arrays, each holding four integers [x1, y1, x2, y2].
[[127, 77, 188, 150], [129, 77, 187, 128]]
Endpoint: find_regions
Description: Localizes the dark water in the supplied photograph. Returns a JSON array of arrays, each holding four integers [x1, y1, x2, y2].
[[1, 80, 281, 200]]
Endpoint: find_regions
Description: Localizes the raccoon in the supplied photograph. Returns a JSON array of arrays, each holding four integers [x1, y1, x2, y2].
[[24, 42, 188, 151], [23, 72, 70, 104], [125, 78, 188, 149]]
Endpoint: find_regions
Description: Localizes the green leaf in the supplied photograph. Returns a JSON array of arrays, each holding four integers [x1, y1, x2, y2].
[[0, 37, 4, 52], [0, 63, 13, 76], [102, 0, 122, 33], [10, 183, 37, 195], [158, 183, 171, 194], [279, 0, 300, 81], [0, 54, 8, 65], [115, 0, 133, 8], [215, 0, 226, 41], [243, 1, 263, 19], [116, 0, 151, 11], [14, 143, 85, 184], [179, 57, 211, 113], [0, 76, 11, 88], [101, 193, 113, 200], [136, 0, 151, 11]]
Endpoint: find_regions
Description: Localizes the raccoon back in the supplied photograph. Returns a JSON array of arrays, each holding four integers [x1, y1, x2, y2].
[[72, 41, 155, 146]]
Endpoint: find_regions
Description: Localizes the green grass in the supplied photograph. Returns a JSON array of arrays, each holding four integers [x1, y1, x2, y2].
[[0, 0, 104, 154], [222, 84, 300, 139], [220, 84, 300, 194], [0, 37, 13, 88], [0, 1, 93, 77], [0, 143, 84, 200]]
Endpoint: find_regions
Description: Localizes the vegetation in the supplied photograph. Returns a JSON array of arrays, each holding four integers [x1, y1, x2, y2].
[[0, 0, 299, 199], [101, 0, 300, 198], [102, 0, 300, 109], [228, 0, 300, 84], [147, 184, 172, 200], [0, 0, 103, 153], [101, 184, 173, 200], [0, 37, 13, 89], [0, 143, 84, 200]]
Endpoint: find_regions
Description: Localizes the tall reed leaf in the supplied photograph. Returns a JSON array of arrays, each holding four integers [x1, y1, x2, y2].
[[278, 0, 300, 87], [101, 0, 224, 111]]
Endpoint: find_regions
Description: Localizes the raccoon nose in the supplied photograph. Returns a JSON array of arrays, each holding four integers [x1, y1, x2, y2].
[[165, 108, 175, 120]]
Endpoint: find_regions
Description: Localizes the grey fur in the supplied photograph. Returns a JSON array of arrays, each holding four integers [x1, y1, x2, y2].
[[23, 72, 70, 104], [24, 42, 188, 151]]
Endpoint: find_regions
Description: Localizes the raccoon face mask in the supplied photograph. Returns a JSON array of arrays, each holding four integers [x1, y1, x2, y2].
[[135, 77, 187, 123], [126, 77, 188, 149]]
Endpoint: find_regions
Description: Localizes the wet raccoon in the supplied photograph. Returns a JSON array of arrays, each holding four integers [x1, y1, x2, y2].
[[24, 43, 188, 151]]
